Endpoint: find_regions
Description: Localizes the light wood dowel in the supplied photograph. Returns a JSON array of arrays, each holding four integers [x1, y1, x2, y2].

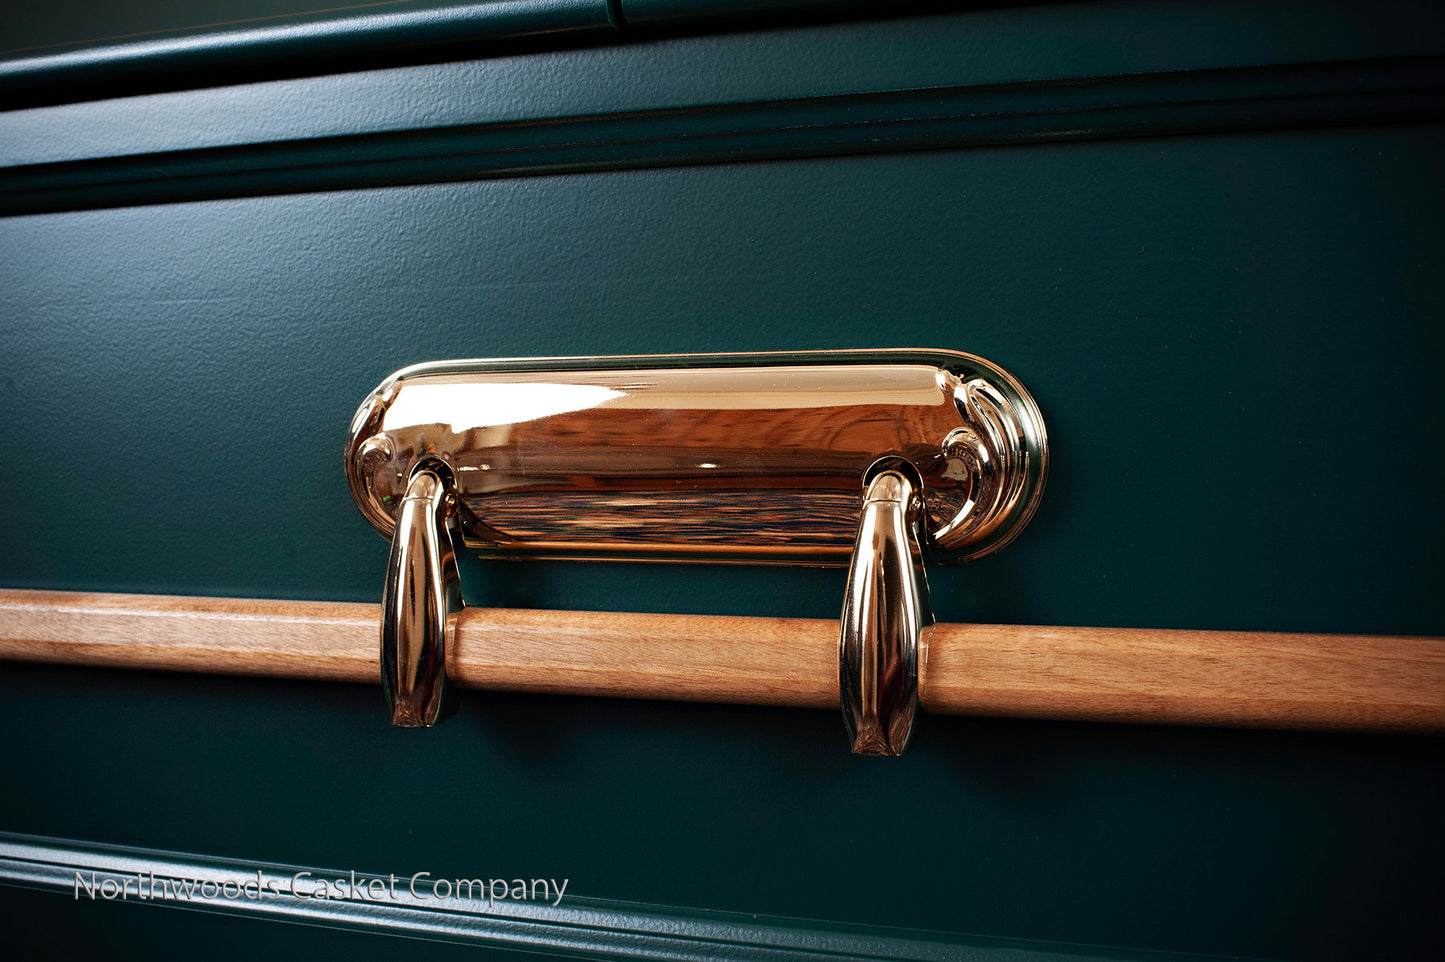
[[1, 588, 1441, 734]]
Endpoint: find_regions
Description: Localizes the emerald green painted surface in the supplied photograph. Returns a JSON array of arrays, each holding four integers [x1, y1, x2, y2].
[[5, 132, 1443, 634], [2, 3, 1444, 960]]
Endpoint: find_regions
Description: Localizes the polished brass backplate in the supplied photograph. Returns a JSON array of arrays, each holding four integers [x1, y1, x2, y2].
[[347, 350, 1047, 567]]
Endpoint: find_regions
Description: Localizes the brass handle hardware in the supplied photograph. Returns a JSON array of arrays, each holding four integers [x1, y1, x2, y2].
[[839, 469, 933, 755], [381, 465, 461, 727], [348, 350, 1048, 750]]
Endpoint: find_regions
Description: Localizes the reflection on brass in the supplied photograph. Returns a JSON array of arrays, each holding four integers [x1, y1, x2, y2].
[[839, 470, 932, 755], [381, 466, 460, 727], [347, 351, 1047, 566]]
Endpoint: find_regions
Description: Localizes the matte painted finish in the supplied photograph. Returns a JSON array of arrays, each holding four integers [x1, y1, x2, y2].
[[2, 3, 1444, 961], [4, 127, 1444, 960], [5, 134, 1443, 634], [3, 662, 1442, 961]]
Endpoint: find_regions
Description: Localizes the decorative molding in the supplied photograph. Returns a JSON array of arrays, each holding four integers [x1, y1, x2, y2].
[[0, 1, 962, 111], [2, 54, 1442, 218], [0, 0, 622, 111], [0, 831, 1212, 960]]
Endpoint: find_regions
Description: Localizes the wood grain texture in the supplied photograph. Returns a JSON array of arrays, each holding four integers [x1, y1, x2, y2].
[[0, 589, 378, 682], [2, 588, 1442, 733], [925, 623, 1445, 733]]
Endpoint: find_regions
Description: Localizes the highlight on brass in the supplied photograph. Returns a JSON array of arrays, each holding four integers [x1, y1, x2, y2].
[[347, 349, 1048, 751]]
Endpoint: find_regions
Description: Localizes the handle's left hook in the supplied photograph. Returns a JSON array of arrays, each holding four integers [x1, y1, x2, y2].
[[382, 464, 463, 726]]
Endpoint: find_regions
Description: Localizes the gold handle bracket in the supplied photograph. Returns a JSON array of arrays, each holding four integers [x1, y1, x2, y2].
[[381, 464, 463, 727], [349, 350, 1048, 747], [839, 469, 934, 755]]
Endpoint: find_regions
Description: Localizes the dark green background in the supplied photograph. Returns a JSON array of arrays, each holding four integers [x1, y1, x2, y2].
[[2, 2, 1443, 959]]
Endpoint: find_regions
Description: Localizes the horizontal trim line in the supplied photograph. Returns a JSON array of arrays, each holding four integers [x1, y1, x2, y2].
[[0, 1, 622, 111], [0, 831, 1215, 960], [2, 54, 1444, 218], [0, 1, 970, 111]]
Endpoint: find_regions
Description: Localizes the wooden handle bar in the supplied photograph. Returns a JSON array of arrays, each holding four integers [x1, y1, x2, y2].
[[1, 589, 1442, 734]]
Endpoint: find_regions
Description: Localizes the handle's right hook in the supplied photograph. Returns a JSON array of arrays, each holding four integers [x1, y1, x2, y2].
[[838, 469, 934, 756], [381, 464, 462, 727]]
